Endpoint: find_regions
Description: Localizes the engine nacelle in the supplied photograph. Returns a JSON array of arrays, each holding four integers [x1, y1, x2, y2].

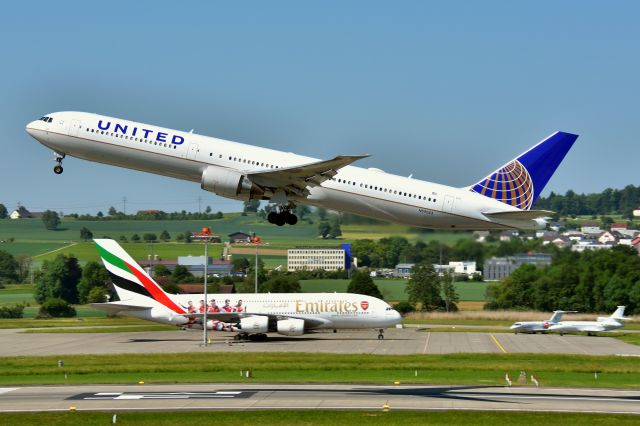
[[276, 318, 305, 336], [201, 165, 263, 200], [239, 315, 269, 334]]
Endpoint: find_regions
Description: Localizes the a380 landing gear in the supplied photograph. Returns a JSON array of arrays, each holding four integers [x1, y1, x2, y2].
[[377, 329, 385, 340], [53, 152, 65, 175], [267, 209, 298, 226]]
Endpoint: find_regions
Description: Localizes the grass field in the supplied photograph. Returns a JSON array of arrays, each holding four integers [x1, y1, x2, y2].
[[1, 411, 638, 426], [0, 215, 475, 261], [0, 352, 638, 388]]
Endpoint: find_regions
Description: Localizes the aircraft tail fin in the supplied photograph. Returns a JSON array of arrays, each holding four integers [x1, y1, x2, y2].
[[609, 306, 628, 320], [548, 310, 565, 323], [469, 131, 578, 210], [93, 239, 186, 314]]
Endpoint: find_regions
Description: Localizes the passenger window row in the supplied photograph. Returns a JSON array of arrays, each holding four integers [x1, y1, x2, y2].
[[86, 127, 177, 150], [207, 152, 281, 169], [332, 177, 437, 203]]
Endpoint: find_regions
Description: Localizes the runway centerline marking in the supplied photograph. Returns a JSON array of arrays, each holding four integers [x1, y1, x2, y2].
[[491, 334, 507, 353]]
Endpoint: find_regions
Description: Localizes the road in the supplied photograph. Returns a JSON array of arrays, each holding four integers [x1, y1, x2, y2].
[[1, 384, 639, 414]]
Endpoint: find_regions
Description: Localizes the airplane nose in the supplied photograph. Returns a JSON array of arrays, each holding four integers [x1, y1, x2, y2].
[[25, 121, 39, 136], [387, 309, 402, 324]]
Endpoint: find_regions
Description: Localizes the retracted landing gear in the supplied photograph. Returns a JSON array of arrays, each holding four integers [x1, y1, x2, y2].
[[53, 152, 65, 175], [377, 328, 385, 340], [267, 208, 298, 226]]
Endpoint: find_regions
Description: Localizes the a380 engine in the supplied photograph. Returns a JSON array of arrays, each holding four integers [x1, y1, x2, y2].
[[201, 165, 264, 200], [239, 315, 269, 334], [276, 318, 305, 336]]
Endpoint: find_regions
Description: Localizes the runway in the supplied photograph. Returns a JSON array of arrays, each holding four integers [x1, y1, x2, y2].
[[1, 383, 639, 414], [1, 327, 639, 356]]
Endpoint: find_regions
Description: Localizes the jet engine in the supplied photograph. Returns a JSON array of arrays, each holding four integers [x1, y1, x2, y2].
[[201, 165, 264, 200], [239, 315, 269, 334], [276, 318, 305, 336]]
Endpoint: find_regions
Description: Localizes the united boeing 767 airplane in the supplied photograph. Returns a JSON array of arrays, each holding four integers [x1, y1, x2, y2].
[[26, 112, 578, 230], [91, 239, 401, 340]]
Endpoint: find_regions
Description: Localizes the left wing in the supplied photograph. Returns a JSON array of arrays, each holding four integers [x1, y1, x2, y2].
[[248, 155, 369, 196]]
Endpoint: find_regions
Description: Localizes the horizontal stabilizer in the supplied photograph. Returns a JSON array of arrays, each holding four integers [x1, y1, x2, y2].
[[482, 210, 554, 220], [91, 302, 150, 315]]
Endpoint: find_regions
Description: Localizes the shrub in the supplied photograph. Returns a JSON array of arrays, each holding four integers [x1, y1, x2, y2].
[[87, 287, 107, 303], [0, 303, 25, 319], [393, 301, 414, 315], [38, 298, 76, 318]]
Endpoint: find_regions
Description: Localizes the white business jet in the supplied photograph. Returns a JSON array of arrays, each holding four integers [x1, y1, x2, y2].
[[510, 310, 575, 334], [91, 239, 401, 340], [26, 112, 577, 230], [548, 306, 631, 336]]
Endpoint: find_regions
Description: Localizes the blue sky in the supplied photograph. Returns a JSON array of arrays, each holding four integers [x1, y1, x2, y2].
[[1, 1, 638, 214]]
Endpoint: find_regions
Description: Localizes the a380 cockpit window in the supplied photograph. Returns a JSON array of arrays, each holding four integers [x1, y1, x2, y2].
[[39, 116, 53, 123]]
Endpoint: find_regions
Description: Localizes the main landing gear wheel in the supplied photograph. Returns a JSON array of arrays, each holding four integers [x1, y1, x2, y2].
[[53, 165, 63, 174], [248, 333, 268, 342], [267, 210, 298, 226], [377, 329, 385, 340]]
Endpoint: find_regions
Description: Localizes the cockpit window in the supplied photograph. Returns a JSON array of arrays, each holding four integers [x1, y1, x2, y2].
[[39, 117, 53, 123]]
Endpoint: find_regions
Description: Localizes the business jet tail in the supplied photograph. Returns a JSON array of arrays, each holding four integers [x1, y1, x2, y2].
[[609, 306, 630, 321], [469, 131, 578, 210], [93, 239, 186, 314]]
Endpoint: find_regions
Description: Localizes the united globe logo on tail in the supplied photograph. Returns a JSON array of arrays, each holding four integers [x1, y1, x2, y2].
[[469, 131, 579, 211], [471, 159, 534, 210]]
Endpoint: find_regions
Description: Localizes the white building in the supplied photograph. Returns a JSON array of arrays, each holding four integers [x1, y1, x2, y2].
[[571, 241, 612, 252], [433, 261, 477, 277], [288, 248, 346, 271]]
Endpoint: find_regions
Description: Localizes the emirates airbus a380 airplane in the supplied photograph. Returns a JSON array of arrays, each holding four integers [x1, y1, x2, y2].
[[26, 112, 578, 230]]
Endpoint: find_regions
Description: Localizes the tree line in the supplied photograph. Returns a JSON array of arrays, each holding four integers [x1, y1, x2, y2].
[[485, 246, 640, 314], [351, 236, 554, 270], [534, 185, 640, 219], [67, 206, 225, 221]]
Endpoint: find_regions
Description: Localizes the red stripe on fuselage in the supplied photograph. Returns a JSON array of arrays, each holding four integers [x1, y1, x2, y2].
[[124, 260, 185, 314]]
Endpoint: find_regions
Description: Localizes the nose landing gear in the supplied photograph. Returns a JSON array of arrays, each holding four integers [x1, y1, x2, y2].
[[53, 152, 65, 175]]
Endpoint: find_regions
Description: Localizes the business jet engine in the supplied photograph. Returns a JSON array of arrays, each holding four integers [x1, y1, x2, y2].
[[201, 165, 264, 200], [239, 315, 269, 334], [276, 318, 305, 336]]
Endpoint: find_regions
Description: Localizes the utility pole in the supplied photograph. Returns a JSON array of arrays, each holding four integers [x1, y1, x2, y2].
[[203, 239, 209, 346], [193, 227, 213, 346], [198, 196, 202, 214], [123, 197, 127, 215], [251, 233, 262, 294]]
